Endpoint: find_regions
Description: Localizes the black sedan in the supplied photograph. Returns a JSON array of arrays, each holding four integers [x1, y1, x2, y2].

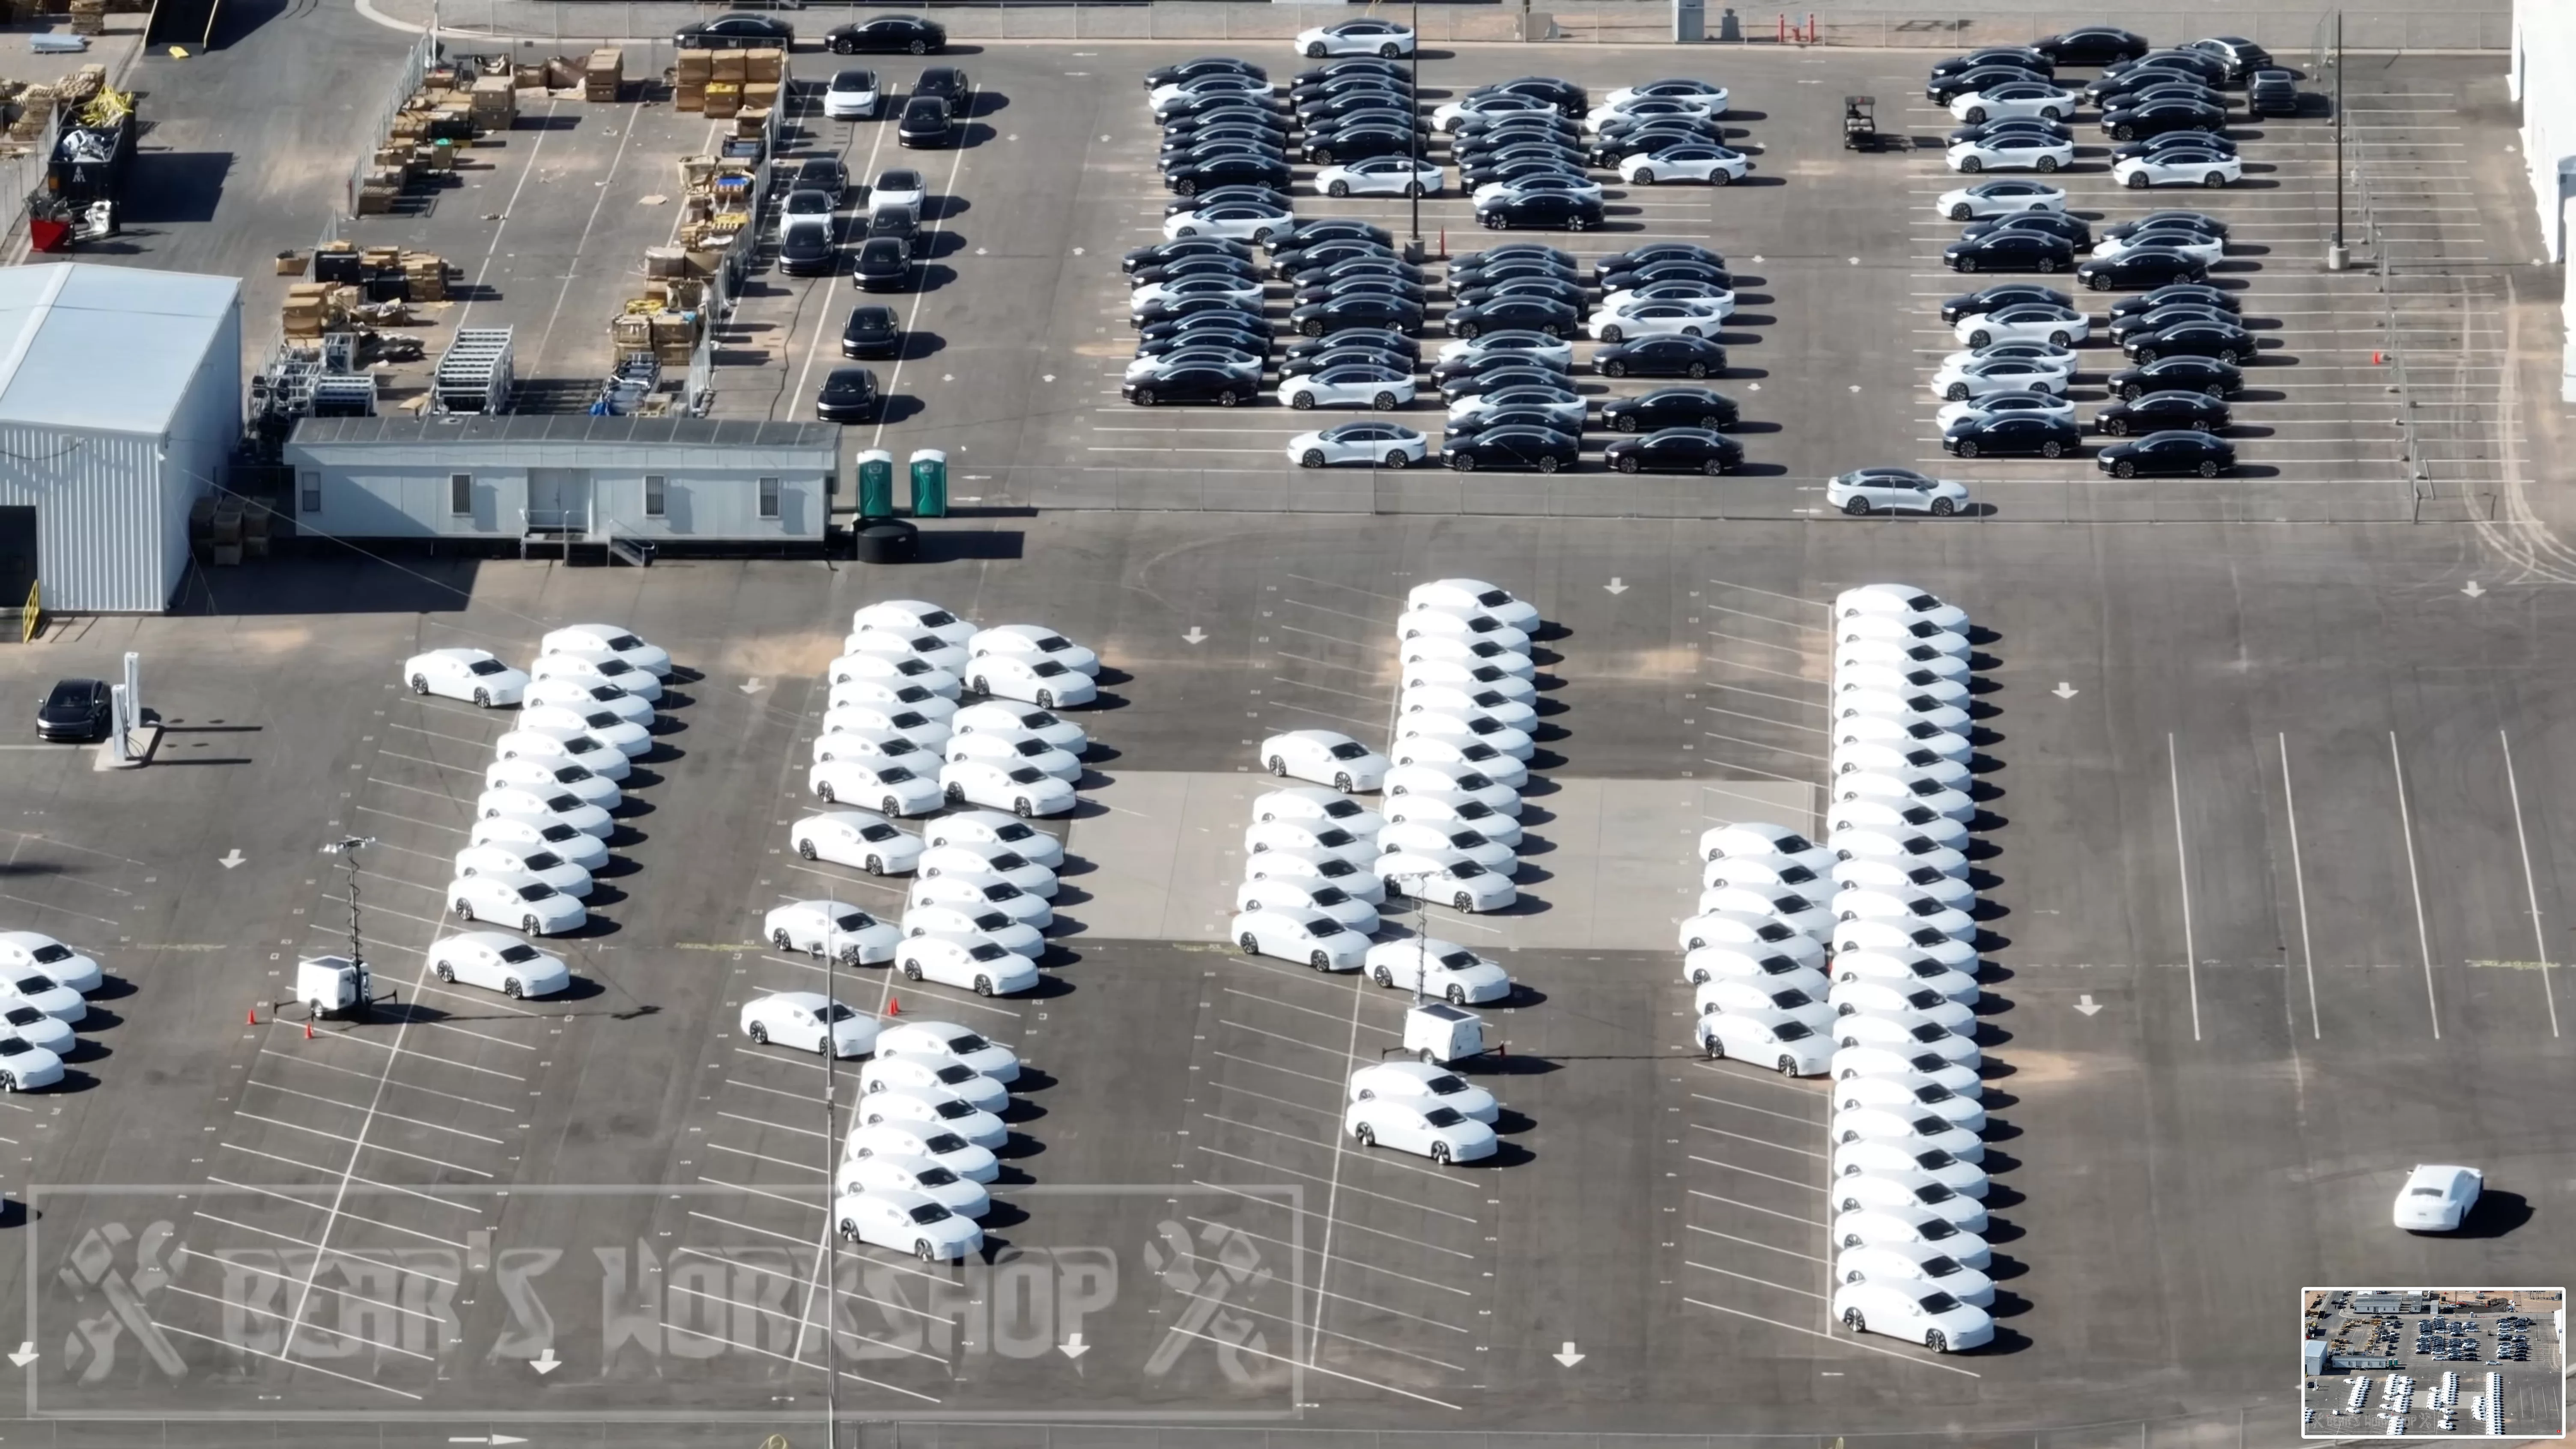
[[677, 13, 793, 49], [814, 367, 882, 424], [1476, 192, 1603, 232], [1601, 387, 1738, 432], [1944, 116, 2071, 148], [1279, 344, 1413, 380], [1162, 128, 1288, 163], [2105, 302, 2233, 346], [1429, 349, 1567, 386], [1294, 276, 1425, 308], [2107, 48, 2232, 86], [1597, 334, 1727, 379], [1445, 406, 1582, 438], [1303, 128, 1420, 166], [896, 95, 954, 147], [1145, 57, 1265, 91], [1122, 237, 1253, 274], [2108, 355, 2241, 399], [1455, 275, 1588, 310], [826, 14, 942, 54], [1444, 425, 1580, 473], [1123, 363, 1255, 407], [1604, 427, 1743, 475], [1589, 125, 1722, 167], [1139, 319, 1271, 358], [2110, 130, 2239, 163], [778, 221, 838, 277], [1595, 242, 1723, 280], [2185, 37, 2274, 80], [2096, 429, 2235, 477], [1961, 211, 2093, 251], [1167, 154, 1292, 196], [1138, 254, 1265, 289], [35, 678, 108, 742], [1458, 242, 1578, 270], [1439, 367, 1569, 404], [2105, 209, 2230, 242], [2075, 247, 2206, 291], [852, 237, 910, 291], [2096, 389, 2229, 435], [841, 305, 900, 359], [1285, 219, 1395, 251], [2085, 67, 2218, 107], [1944, 411, 2081, 459], [1289, 294, 1420, 337], [1285, 327, 1414, 366], [1447, 296, 1579, 339], [1470, 75, 1587, 114], [1940, 282, 2070, 323], [1297, 87, 1412, 122], [1451, 253, 1581, 286], [2032, 25, 2149, 67], [2107, 284, 2236, 324], [2122, 319, 2251, 364], [1927, 47, 2053, 81], [1269, 238, 1398, 277], [1600, 259, 1731, 294], [1295, 257, 1422, 290], [1944, 230, 2073, 274], [1927, 64, 2051, 106], [2100, 98, 2227, 140], [1165, 106, 1290, 139]]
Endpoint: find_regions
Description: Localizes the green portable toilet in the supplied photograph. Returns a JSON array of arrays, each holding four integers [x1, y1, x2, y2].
[[908, 448, 948, 518], [855, 448, 895, 518]]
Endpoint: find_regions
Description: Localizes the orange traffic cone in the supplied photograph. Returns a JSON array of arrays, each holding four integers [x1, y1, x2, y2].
[[886, 996, 900, 1017], [303, 1021, 314, 1041], [246, 1007, 257, 1026]]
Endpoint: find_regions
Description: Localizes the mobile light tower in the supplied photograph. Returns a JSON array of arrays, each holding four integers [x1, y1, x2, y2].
[[319, 836, 377, 967]]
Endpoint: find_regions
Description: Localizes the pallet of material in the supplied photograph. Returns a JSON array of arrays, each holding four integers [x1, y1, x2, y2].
[[733, 107, 768, 138], [468, 75, 515, 127], [584, 47, 623, 99], [742, 47, 781, 83], [710, 50, 745, 83], [703, 81, 739, 119]]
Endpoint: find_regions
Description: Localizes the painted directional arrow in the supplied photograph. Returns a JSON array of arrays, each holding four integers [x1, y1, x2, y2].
[[2051, 682, 2080, 700], [2073, 994, 2104, 1017], [218, 849, 246, 869], [2462, 581, 2486, 598], [530, 1346, 561, 1375], [1553, 1341, 1586, 1367], [1604, 578, 1628, 595], [1060, 1332, 1090, 1360], [9, 1341, 36, 1367], [1182, 627, 1207, 644], [739, 678, 765, 695]]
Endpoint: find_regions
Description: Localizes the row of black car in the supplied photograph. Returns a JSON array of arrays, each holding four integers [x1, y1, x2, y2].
[[1150, 55, 1428, 198], [1925, 31, 2297, 113]]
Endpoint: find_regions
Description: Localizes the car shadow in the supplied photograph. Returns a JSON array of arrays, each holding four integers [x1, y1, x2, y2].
[[2446, 1190, 2534, 1238]]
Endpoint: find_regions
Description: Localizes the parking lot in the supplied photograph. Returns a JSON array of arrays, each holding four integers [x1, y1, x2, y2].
[[2299, 1289, 2566, 1437]]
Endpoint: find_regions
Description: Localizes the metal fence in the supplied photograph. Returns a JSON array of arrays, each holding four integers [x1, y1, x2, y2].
[[684, 95, 785, 414], [344, 29, 437, 220]]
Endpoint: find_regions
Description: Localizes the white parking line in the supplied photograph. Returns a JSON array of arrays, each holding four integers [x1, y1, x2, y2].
[[1690, 1156, 1826, 1192], [2497, 728, 2562, 1038], [1688, 1189, 1823, 1227], [1683, 1297, 1981, 1379], [1210, 1049, 1348, 1091], [230, 1112, 495, 1178], [1688, 1222, 1830, 1264], [717, 1110, 829, 1139], [151, 1318, 425, 1400], [192, 1211, 457, 1285], [1688, 1260, 1827, 1298], [1197, 1145, 1479, 1226], [157, 1281, 438, 1360], [1223, 984, 1403, 1036], [1208, 1114, 1482, 1204], [242, 1081, 509, 1144], [2168, 732, 2202, 1042], [1690, 1122, 1826, 1158], [2277, 733, 2322, 1042], [216, 1144, 487, 1214], [2387, 730, 2440, 1040], [1170, 1324, 1464, 1410]]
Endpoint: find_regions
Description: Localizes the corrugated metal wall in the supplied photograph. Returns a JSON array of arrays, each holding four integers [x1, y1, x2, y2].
[[0, 423, 165, 613], [160, 300, 242, 598], [286, 437, 836, 543]]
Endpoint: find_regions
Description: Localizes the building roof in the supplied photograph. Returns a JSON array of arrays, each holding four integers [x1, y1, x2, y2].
[[291, 416, 839, 450], [0, 263, 238, 435]]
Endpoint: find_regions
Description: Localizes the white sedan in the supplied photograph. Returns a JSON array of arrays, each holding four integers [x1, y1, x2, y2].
[[1397, 710, 1533, 762], [1258, 730, 1389, 792], [521, 701, 653, 757], [1298, 16, 1413, 56], [1378, 818, 1515, 872], [1604, 79, 1728, 113], [950, 700, 1088, 755], [537, 623, 671, 678], [1381, 791, 1520, 848], [1835, 687, 1971, 734], [844, 629, 973, 677], [2113, 151, 2243, 189], [920, 843, 1055, 900], [0, 933, 98, 993], [2394, 1163, 2484, 1231], [823, 66, 882, 120], [1408, 578, 1542, 633], [1317, 155, 1442, 197], [1699, 884, 1834, 941], [1682, 948, 1831, 997], [471, 812, 609, 872], [453, 841, 593, 898], [811, 728, 939, 770], [853, 599, 977, 647], [1830, 710, 1971, 764], [1830, 1104, 1986, 1165], [1401, 681, 1537, 733], [1345, 1097, 1497, 1163], [1834, 1139, 1988, 1199], [1827, 468, 1972, 518], [902, 903, 1045, 961], [1947, 80, 2076, 122], [833, 1188, 984, 1262], [1938, 340, 2078, 380], [836, 1153, 990, 1218], [1833, 1279, 1994, 1353], [1448, 389, 1586, 434], [1280, 365, 1416, 411], [495, 724, 631, 781], [447, 871, 584, 936], [475, 786, 612, 840], [1834, 1044, 1980, 1097], [1696, 975, 1836, 1035], [1361, 937, 1511, 1004], [1616, 143, 1750, 185], [1836, 1241, 1996, 1307], [403, 648, 528, 707], [1245, 817, 1378, 865], [1835, 662, 1971, 708], [1386, 733, 1529, 786], [528, 651, 662, 704], [1397, 605, 1532, 653], [427, 931, 572, 999], [1288, 421, 1431, 469], [829, 650, 962, 698], [1930, 355, 2070, 401], [861, 1085, 1008, 1150], [1830, 857, 1975, 915], [486, 756, 620, 810], [0, 1036, 61, 1091], [1830, 1169, 1987, 1234], [1384, 760, 1522, 815], [1953, 303, 2087, 349], [1678, 909, 1827, 964], [1255, 786, 1386, 835], [920, 808, 1064, 869], [894, 933, 1043, 996], [821, 702, 951, 753], [1835, 1072, 1986, 1133], [1834, 949, 1981, 1006], [1242, 847, 1387, 903], [1834, 885, 1978, 945], [0, 967, 81, 1023], [939, 760, 1078, 818], [1401, 657, 1537, 706], [1349, 1058, 1498, 1121], [1935, 391, 2077, 431], [811, 759, 944, 816], [1944, 133, 2073, 173], [965, 654, 1097, 709], [1694, 1009, 1830, 1075], [1162, 200, 1297, 243], [1834, 769, 1974, 825], [524, 675, 655, 724], [1834, 918, 1979, 975], [1373, 852, 1518, 912], [861, 1056, 1010, 1115], [1935, 178, 2066, 221], [792, 810, 924, 875], [0, 1002, 73, 1056], [1834, 739, 1971, 788], [946, 728, 1082, 784], [1700, 821, 1834, 872], [1828, 796, 1973, 852], [1832, 1207, 1991, 1267], [876, 1018, 1020, 1082], [1237, 877, 1378, 933], [1435, 334, 1573, 371], [2091, 229, 2226, 266], [766, 900, 902, 965], [831, 677, 960, 719], [1230, 907, 1367, 970], [845, 1121, 998, 1183]]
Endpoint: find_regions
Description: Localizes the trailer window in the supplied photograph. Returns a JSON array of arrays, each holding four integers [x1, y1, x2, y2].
[[449, 473, 472, 515], [643, 474, 667, 518], [758, 476, 780, 519]]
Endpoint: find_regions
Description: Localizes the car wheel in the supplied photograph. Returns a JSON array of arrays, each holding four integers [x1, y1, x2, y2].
[[1633, 167, 1655, 184], [455, 900, 476, 922], [1302, 321, 1324, 337], [1174, 225, 1197, 238], [865, 854, 885, 875], [1429, 1141, 1452, 1163], [1013, 797, 1034, 819], [504, 977, 525, 999], [1309, 149, 1333, 166], [1844, 1309, 1867, 1333], [2036, 257, 2057, 274], [1931, 497, 1959, 516], [2041, 441, 2063, 458], [2124, 169, 2148, 187], [2191, 420, 2211, 434], [1704, 1032, 1725, 1060], [1926, 1330, 1948, 1353], [1219, 389, 1241, 407], [2203, 172, 2225, 188], [1598, 325, 1622, 344], [1964, 107, 1986, 124], [1297, 447, 1328, 469], [1452, 453, 1477, 471], [1843, 497, 1872, 516], [1956, 257, 1977, 274], [1705, 459, 1729, 476], [2135, 348, 2158, 364], [522, 915, 542, 935], [1616, 456, 1640, 474], [1373, 966, 1394, 987], [1254, 227, 1281, 244], [1383, 450, 1410, 469], [410, 674, 430, 695], [750, 1023, 770, 1045], [2198, 459, 2221, 477], [1290, 390, 1315, 411], [1956, 441, 1978, 459], [2048, 330, 2070, 347], [1309, 950, 1331, 970], [1036, 689, 1056, 709], [2090, 274, 2112, 291], [903, 960, 924, 981], [1537, 455, 1559, 474], [1306, 41, 1327, 56], [1327, 179, 1350, 197], [1354, 1124, 1376, 1147], [907, 38, 926, 53], [2107, 418, 2129, 436], [1967, 330, 1991, 349], [1452, 891, 1479, 913], [2203, 384, 2227, 399], [1267, 755, 1288, 776], [2116, 460, 2138, 478]]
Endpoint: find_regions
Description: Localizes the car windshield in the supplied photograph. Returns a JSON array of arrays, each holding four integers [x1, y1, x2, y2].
[[1755, 923, 1792, 942], [916, 1165, 959, 1186], [1918, 1291, 1962, 1314], [1774, 1021, 1814, 1041], [516, 884, 556, 902], [1422, 1106, 1467, 1127], [3, 1006, 36, 1026], [1917, 1217, 1958, 1240], [1304, 919, 1344, 938], [2407, 1186, 2446, 1197], [903, 1201, 957, 1226], [934, 1064, 977, 1084], [832, 912, 872, 932], [468, 658, 509, 676], [552, 766, 590, 784], [546, 794, 582, 812], [523, 851, 563, 871], [27, 944, 69, 965], [858, 824, 903, 844], [967, 943, 1008, 963], [981, 884, 1020, 902], [1324, 742, 1373, 762], [820, 1004, 858, 1024], [923, 1132, 969, 1153], [933, 1100, 978, 1121], [1001, 766, 1046, 786], [1771, 990, 1811, 1009], [877, 766, 919, 784], [1914, 1083, 1957, 1105]]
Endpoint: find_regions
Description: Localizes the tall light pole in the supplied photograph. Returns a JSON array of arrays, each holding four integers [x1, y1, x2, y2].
[[1407, 0, 1422, 259], [2326, 11, 2348, 271], [319, 836, 376, 968], [823, 881, 840, 1449]]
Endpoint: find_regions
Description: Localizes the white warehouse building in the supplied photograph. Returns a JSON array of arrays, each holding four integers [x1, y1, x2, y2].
[[0, 263, 242, 613]]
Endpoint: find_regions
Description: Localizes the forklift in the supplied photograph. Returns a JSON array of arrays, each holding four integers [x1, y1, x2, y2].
[[1843, 95, 1894, 152]]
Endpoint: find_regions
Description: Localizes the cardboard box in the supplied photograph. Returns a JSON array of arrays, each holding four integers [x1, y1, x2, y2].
[[674, 47, 712, 80], [703, 82, 739, 119], [673, 84, 705, 113], [741, 80, 777, 107], [742, 47, 781, 83], [710, 51, 745, 83]]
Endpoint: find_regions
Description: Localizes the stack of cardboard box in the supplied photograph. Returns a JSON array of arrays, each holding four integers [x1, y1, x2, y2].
[[674, 48, 711, 112], [67, 0, 104, 36], [404, 252, 448, 302], [584, 47, 623, 101], [468, 75, 515, 130], [7, 84, 52, 143]]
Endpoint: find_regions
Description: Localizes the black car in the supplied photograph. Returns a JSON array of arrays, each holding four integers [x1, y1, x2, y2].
[[1454, 257, 1583, 291], [2107, 48, 2232, 86], [1438, 367, 1569, 404], [1167, 154, 1292, 195], [1138, 317, 1270, 357], [1165, 105, 1290, 139], [676, 13, 793, 49], [1462, 155, 1590, 190], [897, 95, 954, 147], [1469, 75, 1586, 115], [35, 678, 108, 742], [1285, 327, 1413, 366], [2096, 429, 2235, 477], [777, 219, 838, 276], [1594, 242, 1723, 280], [1943, 411, 2080, 458], [1295, 258, 1421, 292], [1294, 276, 1425, 308], [2075, 247, 2206, 290], [852, 236, 911, 291], [1159, 89, 1280, 124], [1592, 111, 1721, 146], [1303, 128, 1419, 166], [1283, 219, 1393, 251], [1429, 348, 1566, 385], [1477, 192, 1602, 232], [1444, 406, 1581, 438], [1289, 293, 1420, 337], [2032, 25, 2149, 67], [2106, 355, 2241, 400], [795, 156, 848, 204], [867, 204, 921, 257], [1167, 184, 1296, 219], [1600, 387, 1738, 432], [1458, 242, 1578, 272], [1139, 253, 1265, 289], [1162, 128, 1288, 162], [2247, 69, 2300, 115], [1297, 86, 1411, 122], [1300, 102, 1418, 134], [917, 66, 972, 113], [1123, 363, 1255, 407], [2096, 389, 2228, 435], [1454, 276, 1588, 310], [1590, 125, 1720, 167], [1604, 427, 1743, 475], [1944, 229, 2073, 274], [814, 367, 881, 424], [2105, 303, 2233, 346], [841, 304, 900, 359], [1600, 259, 1731, 294], [2086, 67, 2218, 107], [1939, 282, 2070, 323], [1454, 112, 1580, 145], [1279, 344, 1413, 381], [1597, 334, 1727, 380], [2109, 129, 2239, 163], [1145, 56, 1265, 92], [1447, 296, 1579, 340], [2100, 98, 2227, 140], [2122, 319, 2252, 364], [1927, 64, 2051, 106], [1444, 425, 1580, 473], [1927, 47, 2052, 81], [827, 14, 943, 55], [1122, 236, 1253, 274], [1961, 211, 2093, 251], [1270, 239, 1398, 279]]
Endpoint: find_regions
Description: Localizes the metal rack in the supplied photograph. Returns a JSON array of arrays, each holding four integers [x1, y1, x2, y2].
[[431, 326, 514, 415]]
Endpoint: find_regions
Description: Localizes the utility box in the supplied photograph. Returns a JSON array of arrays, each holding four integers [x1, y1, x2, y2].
[[1403, 1002, 1484, 1064], [296, 954, 374, 1020], [855, 448, 895, 518], [908, 448, 948, 518], [1673, 0, 1704, 42]]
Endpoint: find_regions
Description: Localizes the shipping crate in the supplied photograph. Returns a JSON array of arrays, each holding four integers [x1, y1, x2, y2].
[[704, 82, 740, 119], [644, 245, 687, 279], [584, 46, 623, 101], [734, 109, 768, 138], [673, 84, 705, 113], [710, 51, 745, 83], [742, 47, 782, 83], [674, 47, 713, 80]]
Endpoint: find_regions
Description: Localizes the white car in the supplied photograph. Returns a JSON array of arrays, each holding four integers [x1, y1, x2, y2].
[[1288, 421, 1432, 468], [476, 786, 613, 840], [1836, 1241, 1996, 1307], [1401, 681, 1538, 733], [811, 728, 939, 771], [919, 808, 1064, 869], [810, 759, 944, 816], [821, 702, 951, 754], [1834, 1139, 1988, 1199], [1381, 791, 1519, 848], [1834, 741, 1971, 792], [950, 700, 1087, 755], [1316, 155, 1441, 198], [1377, 818, 1515, 873], [2090, 229, 2226, 267], [843, 629, 973, 678], [853, 600, 977, 647], [845, 1122, 996, 1186], [1698, 884, 1834, 942], [1258, 730, 1389, 792], [1934, 178, 2066, 221], [901, 903, 1045, 961], [1837, 583, 1967, 632], [1244, 817, 1378, 866], [0, 967, 81, 1023], [1835, 663, 1971, 709], [537, 624, 671, 678], [1297, 16, 1413, 56], [1240, 840, 1380, 897], [495, 724, 631, 781], [1946, 80, 2075, 122], [861, 1055, 1009, 1115], [1237, 877, 1378, 933], [1831, 857, 1975, 914], [1701, 851, 1826, 892], [1348, 1058, 1498, 1121], [861, 1085, 1008, 1150], [0, 1034, 62, 1091], [1836, 770, 1974, 827], [766, 900, 903, 965], [1361, 938, 1512, 1005], [1700, 821, 1833, 871], [1604, 78, 1728, 113], [964, 653, 1097, 709], [938, 759, 1079, 818], [2113, 151, 2242, 189], [1832, 1207, 1991, 1267], [1930, 355, 2070, 401], [1397, 637, 1538, 689], [485, 755, 620, 811], [1396, 604, 1533, 653], [1132, 274, 1266, 317], [1833, 1278, 1994, 1353], [402, 648, 528, 707], [0, 933, 98, 993], [525, 675, 654, 725], [1827, 468, 1972, 519], [1835, 689, 1972, 738], [447, 871, 584, 936], [1834, 885, 1979, 945], [1937, 343, 2078, 385], [1834, 918, 1978, 977], [1385, 732, 1529, 787], [1345, 1097, 1497, 1163], [894, 932, 1042, 996], [875, 1018, 1020, 1083], [1435, 332, 1575, 371], [1683, 948, 1831, 997], [1586, 300, 1730, 343], [919, 841, 1056, 898], [791, 810, 924, 875], [1694, 1009, 1830, 1076], [1834, 1045, 1980, 1098], [1374, 852, 1518, 912], [832, 1188, 984, 1262], [1834, 949, 1981, 1006], [836, 1153, 989, 1218], [1830, 1169, 1987, 1234], [1944, 133, 2073, 173], [1678, 910, 1828, 965], [1401, 658, 1537, 707], [453, 841, 593, 898], [909, 871, 1050, 929], [1161, 200, 1296, 243], [427, 932, 572, 998], [1280, 365, 1416, 411], [1615, 143, 1750, 185], [521, 701, 653, 757], [828, 650, 962, 699], [868, 169, 927, 215], [0, 1002, 72, 1056], [1835, 1072, 1986, 1133], [1230, 907, 1367, 970], [1254, 786, 1385, 835], [2394, 1164, 2484, 1231], [1383, 760, 1522, 815], [1953, 303, 2087, 349], [1695, 975, 1836, 1035], [1829, 1104, 1986, 1165], [823, 66, 881, 120], [1396, 710, 1534, 763], [1828, 796, 1973, 852], [471, 812, 609, 871], [527, 651, 662, 704], [945, 728, 1082, 784], [831, 677, 960, 720]]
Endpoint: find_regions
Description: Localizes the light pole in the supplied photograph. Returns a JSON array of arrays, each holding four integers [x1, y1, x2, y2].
[[2326, 11, 2348, 271], [823, 882, 841, 1449], [318, 836, 376, 968], [1395, 872, 1440, 1005], [1406, 0, 1423, 259]]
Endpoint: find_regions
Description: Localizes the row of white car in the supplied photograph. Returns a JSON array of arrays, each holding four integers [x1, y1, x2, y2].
[[0, 929, 110, 1091]]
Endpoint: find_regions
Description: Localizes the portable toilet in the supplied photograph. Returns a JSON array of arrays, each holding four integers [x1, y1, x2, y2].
[[856, 448, 896, 518], [908, 448, 948, 518]]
